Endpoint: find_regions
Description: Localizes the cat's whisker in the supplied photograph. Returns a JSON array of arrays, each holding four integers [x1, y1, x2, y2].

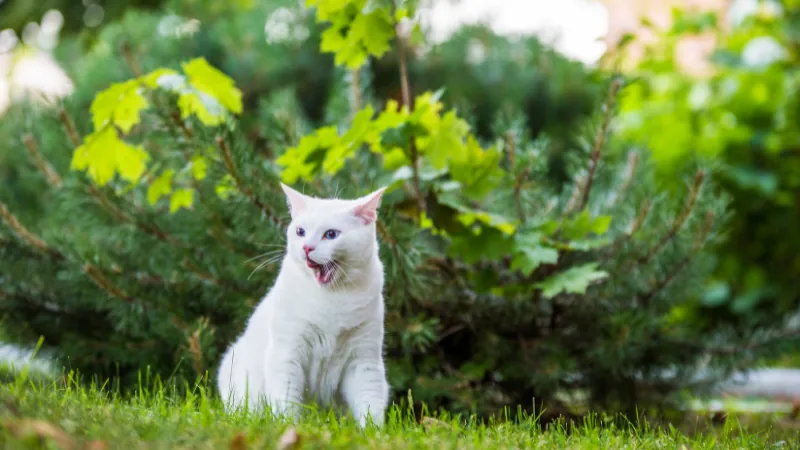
[[243, 249, 285, 264], [247, 254, 285, 280], [251, 242, 287, 249], [331, 260, 351, 289]]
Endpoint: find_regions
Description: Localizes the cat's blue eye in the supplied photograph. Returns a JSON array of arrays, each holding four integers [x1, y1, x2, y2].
[[323, 229, 340, 240], [296, 227, 305, 237]]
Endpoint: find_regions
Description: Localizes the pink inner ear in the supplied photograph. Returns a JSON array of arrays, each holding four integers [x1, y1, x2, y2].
[[353, 187, 386, 224]]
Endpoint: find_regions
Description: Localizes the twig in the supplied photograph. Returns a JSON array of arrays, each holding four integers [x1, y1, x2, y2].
[[639, 211, 714, 306], [59, 108, 81, 147], [216, 136, 283, 227], [390, 1, 424, 215], [507, 132, 530, 224], [602, 199, 652, 262], [579, 78, 622, 210], [639, 170, 704, 264], [22, 134, 62, 187], [0, 201, 63, 260], [83, 263, 136, 304], [120, 41, 143, 77], [350, 69, 362, 114]]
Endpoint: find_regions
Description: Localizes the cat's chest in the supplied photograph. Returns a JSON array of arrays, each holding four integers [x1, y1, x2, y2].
[[301, 321, 365, 364]]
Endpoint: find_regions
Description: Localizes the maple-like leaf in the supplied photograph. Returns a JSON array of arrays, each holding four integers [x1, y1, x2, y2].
[[511, 232, 559, 275], [535, 262, 609, 299], [313, 0, 394, 69], [181, 57, 243, 115], [169, 188, 194, 213], [177, 92, 225, 126], [90, 80, 148, 134], [71, 126, 149, 186], [190, 154, 208, 181], [147, 169, 175, 205]]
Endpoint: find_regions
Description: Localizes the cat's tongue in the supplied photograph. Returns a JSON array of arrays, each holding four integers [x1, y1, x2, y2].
[[317, 265, 334, 284], [307, 259, 334, 284]]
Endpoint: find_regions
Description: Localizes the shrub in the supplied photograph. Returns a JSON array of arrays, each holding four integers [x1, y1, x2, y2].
[[1, 0, 788, 419]]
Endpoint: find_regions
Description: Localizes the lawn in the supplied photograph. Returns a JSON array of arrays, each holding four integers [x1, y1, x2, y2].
[[0, 371, 798, 449]]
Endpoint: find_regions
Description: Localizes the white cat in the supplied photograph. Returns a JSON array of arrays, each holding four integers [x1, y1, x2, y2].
[[217, 183, 390, 428]]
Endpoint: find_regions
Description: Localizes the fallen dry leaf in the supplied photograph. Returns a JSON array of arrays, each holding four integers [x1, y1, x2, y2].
[[229, 432, 248, 450], [277, 427, 301, 450], [3, 418, 76, 450]]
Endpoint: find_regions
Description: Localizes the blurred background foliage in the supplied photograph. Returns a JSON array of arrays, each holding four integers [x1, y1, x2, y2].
[[614, 0, 800, 330]]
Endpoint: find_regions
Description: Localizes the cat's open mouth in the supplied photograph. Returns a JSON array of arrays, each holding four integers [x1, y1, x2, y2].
[[306, 258, 336, 284]]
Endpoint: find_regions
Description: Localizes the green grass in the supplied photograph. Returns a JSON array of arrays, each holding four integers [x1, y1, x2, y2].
[[0, 372, 798, 449]]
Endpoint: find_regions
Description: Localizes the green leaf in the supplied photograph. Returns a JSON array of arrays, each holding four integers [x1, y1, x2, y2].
[[562, 211, 613, 240], [147, 169, 175, 205], [448, 136, 505, 201], [314, 1, 394, 69], [190, 155, 208, 181], [90, 80, 148, 133], [416, 109, 470, 170], [70, 126, 150, 186], [512, 247, 559, 276], [169, 188, 194, 213], [215, 174, 237, 200], [512, 231, 559, 275], [535, 262, 609, 299], [181, 57, 243, 115], [177, 92, 225, 126], [141, 68, 179, 88]]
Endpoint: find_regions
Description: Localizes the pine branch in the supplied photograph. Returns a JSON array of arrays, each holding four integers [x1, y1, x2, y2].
[[639, 211, 715, 306], [0, 201, 63, 260], [639, 170, 704, 265], [22, 134, 62, 187], [602, 199, 652, 262], [390, 1, 424, 215], [215, 136, 283, 227], [83, 263, 137, 304], [120, 41, 143, 77], [506, 132, 529, 224], [350, 69, 362, 114], [610, 151, 639, 207], [579, 78, 621, 211]]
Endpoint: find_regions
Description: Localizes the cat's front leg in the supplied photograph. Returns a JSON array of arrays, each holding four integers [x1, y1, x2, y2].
[[341, 357, 389, 428], [262, 349, 305, 421]]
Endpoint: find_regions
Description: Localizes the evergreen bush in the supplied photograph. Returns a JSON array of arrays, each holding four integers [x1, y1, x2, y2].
[[0, 0, 791, 419]]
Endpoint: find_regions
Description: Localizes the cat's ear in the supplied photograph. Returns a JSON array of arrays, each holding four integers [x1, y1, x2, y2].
[[280, 183, 310, 218], [353, 187, 387, 225]]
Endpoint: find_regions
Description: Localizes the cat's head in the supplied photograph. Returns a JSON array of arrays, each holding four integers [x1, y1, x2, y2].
[[280, 183, 386, 287]]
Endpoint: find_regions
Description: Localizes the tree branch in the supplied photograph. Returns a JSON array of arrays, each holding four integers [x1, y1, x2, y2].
[[579, 78, 621, 210], [506, 132, 530, 224], [83, 263, 137, 304], [639, 211, 715, 306], [22, 134, 62, 188], [0, 201, 63, 260], [390, 1, 424, 215], [639, 170, 704, 265], [216, 136, 284, 227]]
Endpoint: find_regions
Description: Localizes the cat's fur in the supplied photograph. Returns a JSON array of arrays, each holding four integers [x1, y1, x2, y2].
[[217, 184, 390, 428]]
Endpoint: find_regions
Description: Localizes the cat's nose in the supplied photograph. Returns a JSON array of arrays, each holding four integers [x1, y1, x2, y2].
[[302, 245, 315, 256]]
